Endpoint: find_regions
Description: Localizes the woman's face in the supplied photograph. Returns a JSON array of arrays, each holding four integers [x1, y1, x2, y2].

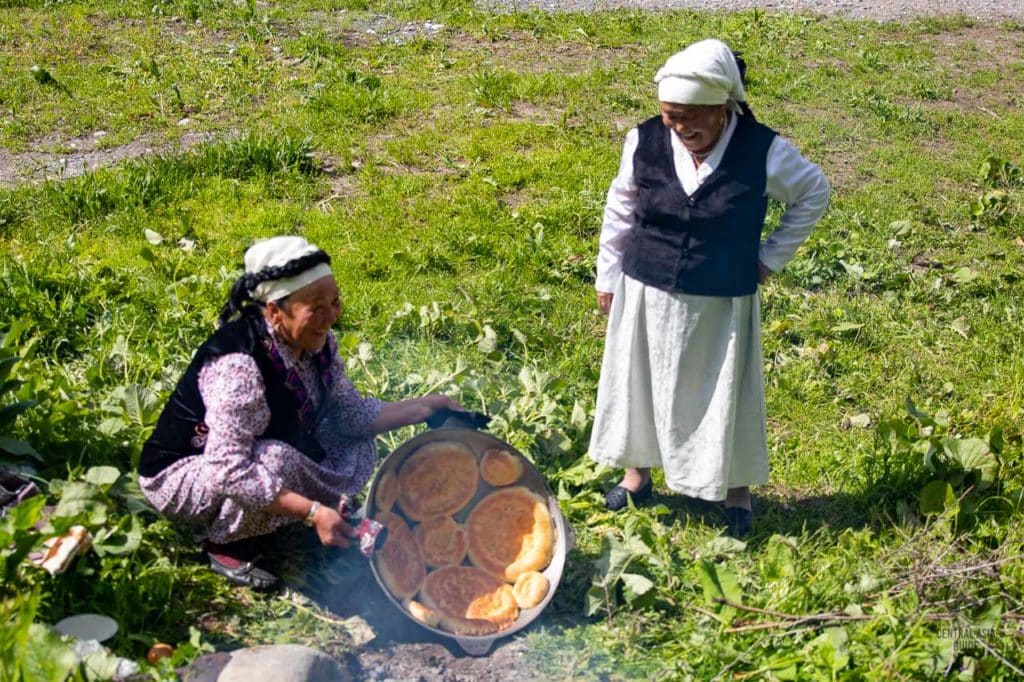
[[265, 275, 342, 353], [660, 102, 728, 157]]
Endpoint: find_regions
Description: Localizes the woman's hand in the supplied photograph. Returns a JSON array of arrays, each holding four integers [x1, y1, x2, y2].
[[313, 505, 357, 548], [757, 261, 774, 284], [597, 292, 614, 315]]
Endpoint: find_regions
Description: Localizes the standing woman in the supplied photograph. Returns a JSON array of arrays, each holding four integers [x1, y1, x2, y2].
[[589, 39, 830, 536], [139, 236, 462, 589]]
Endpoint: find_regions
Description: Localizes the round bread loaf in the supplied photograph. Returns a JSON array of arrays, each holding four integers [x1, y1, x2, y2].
[[467, 486, 554, 582], [414, 515, 469, 568], [420, 565, 519, 635], [397, 440, 478, 522], [480, 448, 524, 487]]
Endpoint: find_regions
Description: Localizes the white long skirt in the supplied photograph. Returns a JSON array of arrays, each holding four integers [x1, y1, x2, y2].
[[588, 274, 769, 502]]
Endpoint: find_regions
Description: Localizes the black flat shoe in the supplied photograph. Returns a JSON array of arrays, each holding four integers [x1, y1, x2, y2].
[[605, 478, 653, 511], [724, 506, 753, 539], [203, 540, 281, 592]]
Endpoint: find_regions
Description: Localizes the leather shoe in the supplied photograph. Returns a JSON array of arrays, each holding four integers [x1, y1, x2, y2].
[[605, 477, 653, 511], [724, 506, 753, 538]]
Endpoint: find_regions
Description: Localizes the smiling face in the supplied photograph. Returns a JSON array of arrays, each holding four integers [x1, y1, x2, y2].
[[264, 275, 341, 353], [660, 102, 728, 158]]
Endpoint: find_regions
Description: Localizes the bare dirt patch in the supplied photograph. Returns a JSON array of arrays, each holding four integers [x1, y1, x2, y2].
[[0, 130, 220, 187]]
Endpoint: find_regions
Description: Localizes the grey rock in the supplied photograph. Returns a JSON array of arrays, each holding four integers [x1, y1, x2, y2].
[[216, 645, 350, 682]]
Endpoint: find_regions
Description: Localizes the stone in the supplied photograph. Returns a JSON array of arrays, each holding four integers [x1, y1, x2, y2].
[[215, 645, 350, 682]]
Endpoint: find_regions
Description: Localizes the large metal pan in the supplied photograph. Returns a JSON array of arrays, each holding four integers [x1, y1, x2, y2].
[[364, 413, 574, 656]]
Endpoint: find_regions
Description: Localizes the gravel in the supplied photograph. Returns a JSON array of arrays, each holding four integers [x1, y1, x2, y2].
[[478, 0, 1024, 23]]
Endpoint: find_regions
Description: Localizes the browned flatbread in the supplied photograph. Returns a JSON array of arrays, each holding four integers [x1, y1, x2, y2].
[[374, 512, 425, 601], [467, 486, 554, 582], [404, 599, 440, 627], [512, 571, 550, 609], [414, 516, 469, 568], [397, 440, 478, 522], [420, 566, 519, 635], [479, 448, 524, 487], [374, 470, 401, 512]]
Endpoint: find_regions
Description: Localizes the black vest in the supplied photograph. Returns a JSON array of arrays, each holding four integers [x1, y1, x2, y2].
[[138, 314, 320, 478], [621, 114, 777, 297]]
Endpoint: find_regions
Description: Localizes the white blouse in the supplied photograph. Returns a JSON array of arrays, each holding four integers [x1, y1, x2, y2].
[[595, 113, 831, 293]]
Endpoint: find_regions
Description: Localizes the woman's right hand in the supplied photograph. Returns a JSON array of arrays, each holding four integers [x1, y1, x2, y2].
[[313, 505, 357, 548], [597, 292, 614, 316]]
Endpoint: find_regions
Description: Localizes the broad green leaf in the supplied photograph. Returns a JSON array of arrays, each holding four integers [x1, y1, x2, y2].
[[704, 536, 747, 556], [941, 437, 997, 488], [919, 480, 955, 515], [620, 572, 654, 599], [592, 535, 634, 587], [22, 624, 80, 682], [696, 558, 742, 624], [97, 417, 126, 437], [84, 465, 121, 489], [905, 397, 934, 426], [0, 356, 18, 385], [948, 267, 979, 284], [585, 584, 608, 617], [92, 513, 142, 556], [830, 322, 864, 334], [0, 400, 36, 430], [52, 481, 107, 524], [0, 436, 43, 460]]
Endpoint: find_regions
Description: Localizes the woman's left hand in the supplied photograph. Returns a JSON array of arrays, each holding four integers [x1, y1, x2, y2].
[[417, 394, 463, 420], [371, 394, 464, 434], [757, 261, 773, 284]]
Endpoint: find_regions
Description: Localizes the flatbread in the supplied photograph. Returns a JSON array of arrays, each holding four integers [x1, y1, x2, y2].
[[480, 448, 524, 487], [414, 516, 468, 568], [397, 440, 478, 522], [404, 599, 440, 627], [374, 512, 425, 601], [467, 486, 554, 582], [512, 571, 550, 609], [374, 470, 401, 512], [420, 566, 519, 635]]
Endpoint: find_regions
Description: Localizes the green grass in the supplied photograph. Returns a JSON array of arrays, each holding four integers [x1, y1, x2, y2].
[[1, 1, 1023, 679]]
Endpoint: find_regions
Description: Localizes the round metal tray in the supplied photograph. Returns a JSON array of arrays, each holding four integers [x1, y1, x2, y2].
[[365, 426, 574, 655]]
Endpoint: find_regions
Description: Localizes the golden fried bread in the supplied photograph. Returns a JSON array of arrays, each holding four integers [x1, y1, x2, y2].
[[420, 566, 519, 635], [374, 470, 401, 512], [404, 599, 440, 627], [374, 513, 425, 601], [512, 571, 550, 609], [397, 440, 479, 522], [479, 448, 524, 487], [467, 486, 554, 582], [414, 516, 469, 568]]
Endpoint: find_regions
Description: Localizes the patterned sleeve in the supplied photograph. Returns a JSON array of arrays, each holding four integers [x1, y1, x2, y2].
[[326, 336, 383, 439], [197, 353, 282, 510]]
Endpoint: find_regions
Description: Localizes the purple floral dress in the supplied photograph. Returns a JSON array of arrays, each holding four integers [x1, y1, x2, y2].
[[139, 326, 382, 543]]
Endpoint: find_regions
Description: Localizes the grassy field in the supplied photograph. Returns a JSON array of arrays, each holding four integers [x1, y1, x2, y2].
[[1, 0, 1023, 679]]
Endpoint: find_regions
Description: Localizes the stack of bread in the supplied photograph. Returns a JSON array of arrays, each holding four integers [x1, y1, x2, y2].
[[372, 441, 554, 635]]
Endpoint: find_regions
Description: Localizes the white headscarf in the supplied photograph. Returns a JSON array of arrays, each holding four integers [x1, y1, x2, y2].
[[244, 236, 333, 303], [654, 39, 746, 113]]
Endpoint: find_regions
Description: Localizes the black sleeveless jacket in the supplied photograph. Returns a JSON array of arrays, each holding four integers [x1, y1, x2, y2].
[[621, 113, 777, 297], [138, 313, 320, 478]]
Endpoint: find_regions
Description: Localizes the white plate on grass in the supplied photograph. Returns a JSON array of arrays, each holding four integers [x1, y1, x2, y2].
[[54, 614, 118, 642]]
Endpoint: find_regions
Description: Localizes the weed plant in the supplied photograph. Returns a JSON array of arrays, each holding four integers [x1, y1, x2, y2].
[[1, 0, 1023, 679]]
